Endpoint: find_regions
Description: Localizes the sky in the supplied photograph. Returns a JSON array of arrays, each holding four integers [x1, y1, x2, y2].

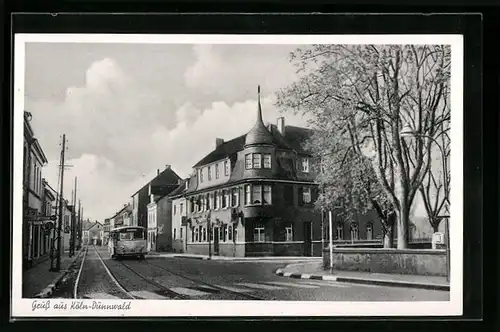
[[24, 42, 309, 222], [23, 40, 440, 233]]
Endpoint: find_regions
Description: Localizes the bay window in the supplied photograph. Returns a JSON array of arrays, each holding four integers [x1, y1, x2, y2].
[[263, 185, 272, 204], [244, 184, 273, 206], [245, 154, 252, 169], [223, 190, 230, 208], [231, 188, 239, 207], [253, 154, 262, 169], [228, 225, 233, 241], [252, 185, 262, 204], [245, 185, 251, 205], [263, 154, 272, 168]]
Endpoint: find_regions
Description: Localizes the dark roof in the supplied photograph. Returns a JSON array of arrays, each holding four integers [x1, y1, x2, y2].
[[132, 167, 181, 196], [193, 124, 314, 169], [245, 93, 274, 146], [193, 135, 246, 168], [167, 180, 188, 197]]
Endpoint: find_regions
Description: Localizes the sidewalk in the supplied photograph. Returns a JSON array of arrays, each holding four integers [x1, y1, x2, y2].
[[276, 261, 450, 291], [147, 251, 322, 262], [22, 248, 84, 298]]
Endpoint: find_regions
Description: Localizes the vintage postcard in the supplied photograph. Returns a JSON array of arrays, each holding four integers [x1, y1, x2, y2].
[[12, 33, 463, 318]]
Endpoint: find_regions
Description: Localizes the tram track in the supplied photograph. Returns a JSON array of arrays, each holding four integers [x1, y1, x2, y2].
[[77, 246, 263, 300], [142, 259, 265, 301]]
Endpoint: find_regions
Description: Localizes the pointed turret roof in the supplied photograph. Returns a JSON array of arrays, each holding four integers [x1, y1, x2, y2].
[[244, 85, 274, 146]]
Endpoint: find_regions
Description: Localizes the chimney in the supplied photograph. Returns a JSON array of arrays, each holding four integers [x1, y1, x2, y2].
[[215, 138, 224, 148], [277, 117, 285, 135], [165, 164, 171, 170]]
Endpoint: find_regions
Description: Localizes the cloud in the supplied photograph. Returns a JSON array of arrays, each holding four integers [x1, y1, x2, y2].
[[184, 44, 299, 103], [28, 55, 309, 221]]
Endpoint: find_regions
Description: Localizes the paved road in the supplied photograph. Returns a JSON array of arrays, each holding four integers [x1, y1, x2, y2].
[[51, 246, 450, 301]]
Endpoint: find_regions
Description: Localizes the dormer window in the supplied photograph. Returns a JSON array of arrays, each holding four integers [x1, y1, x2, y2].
[[301, 157, 310, 173], [200, 169, 204, 183], [216, 163, 220, 179], [208, 166, 212, 181], [224, 160, 229, 176]]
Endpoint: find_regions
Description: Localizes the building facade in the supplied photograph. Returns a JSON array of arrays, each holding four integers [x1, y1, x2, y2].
[[23, 111, 49, 268], [147, 181, 183, 252], [38, 180, 57, 259], [83, 221, 104, 245], [176, 88, 324, 257], [171, 180, 189, 253], [131, 166, 181, 234]]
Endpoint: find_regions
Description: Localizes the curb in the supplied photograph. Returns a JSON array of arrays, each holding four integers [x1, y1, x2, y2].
[[165, 255, 322, 262], [274, 268, 450, 291], [33, 248, 85, 298]]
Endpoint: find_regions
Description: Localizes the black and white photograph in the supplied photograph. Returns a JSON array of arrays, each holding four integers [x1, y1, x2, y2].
[[12, 33, 463, 317]]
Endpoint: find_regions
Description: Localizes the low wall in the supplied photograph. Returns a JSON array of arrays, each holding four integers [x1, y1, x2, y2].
[[187, 243, 246, 257], [323, 247, 446, 276]]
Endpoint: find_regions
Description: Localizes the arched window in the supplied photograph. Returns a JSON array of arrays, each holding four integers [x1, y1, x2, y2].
[[366, 222, 373, 240], [350, 223, 359, 241]]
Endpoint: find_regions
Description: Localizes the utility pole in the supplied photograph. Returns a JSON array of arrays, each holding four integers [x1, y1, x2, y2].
[[70, 177, 77, 257], [77, 199, 81, 250], [53, 134, 66, 272]]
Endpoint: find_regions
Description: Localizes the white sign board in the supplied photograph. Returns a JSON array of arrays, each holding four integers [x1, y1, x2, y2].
[[432, 232, 445, 245]]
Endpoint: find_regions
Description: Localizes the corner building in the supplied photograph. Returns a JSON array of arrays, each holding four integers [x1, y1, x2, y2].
[[177, 87, 321, 257]]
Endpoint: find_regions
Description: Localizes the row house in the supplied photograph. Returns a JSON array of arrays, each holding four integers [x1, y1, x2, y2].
[[170, 180, 189, 253], [172, 87, 323, 257], [23, 111, 51, 268], [131, 166, 181, 234], [103, 218, 111, 245], [83, 221, 104, 245], [36, 179, 57, 259], [146, 180, 184, 252]]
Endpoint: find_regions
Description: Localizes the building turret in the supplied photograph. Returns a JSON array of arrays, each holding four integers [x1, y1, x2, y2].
[[244, 86, 274, 147]]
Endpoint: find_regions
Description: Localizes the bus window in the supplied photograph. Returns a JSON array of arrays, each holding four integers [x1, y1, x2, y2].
[[118, 228, 145, 241]]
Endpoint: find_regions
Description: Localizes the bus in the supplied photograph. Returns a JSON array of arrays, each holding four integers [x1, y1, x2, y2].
[[108, 226, 148, 259]]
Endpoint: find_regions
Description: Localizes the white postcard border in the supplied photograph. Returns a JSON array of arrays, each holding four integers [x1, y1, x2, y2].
[[12, 33, 464, 318]]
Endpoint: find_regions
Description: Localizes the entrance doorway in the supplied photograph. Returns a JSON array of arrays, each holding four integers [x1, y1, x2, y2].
[[303, 222, 312, 256]]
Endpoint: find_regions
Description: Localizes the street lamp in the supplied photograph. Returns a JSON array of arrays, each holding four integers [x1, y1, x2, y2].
[[400, 124, 450, 282]]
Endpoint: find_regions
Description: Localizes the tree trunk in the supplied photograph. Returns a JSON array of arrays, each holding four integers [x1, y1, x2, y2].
[[396, 201, 410, 249], [383, 226, 394, 248]]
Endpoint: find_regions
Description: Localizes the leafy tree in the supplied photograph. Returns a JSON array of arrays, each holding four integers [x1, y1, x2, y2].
[[276, 44, 450, 249]]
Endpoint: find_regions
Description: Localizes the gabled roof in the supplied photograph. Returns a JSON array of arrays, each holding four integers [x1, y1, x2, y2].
[[86, 221, 103, 231], [131, 167, 181, 197]]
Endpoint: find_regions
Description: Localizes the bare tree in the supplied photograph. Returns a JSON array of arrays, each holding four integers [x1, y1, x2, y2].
[[276, 44, 451, 249]]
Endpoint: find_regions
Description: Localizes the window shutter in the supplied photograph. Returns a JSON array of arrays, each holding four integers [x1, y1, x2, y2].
[[298, 187, 304, 206]]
